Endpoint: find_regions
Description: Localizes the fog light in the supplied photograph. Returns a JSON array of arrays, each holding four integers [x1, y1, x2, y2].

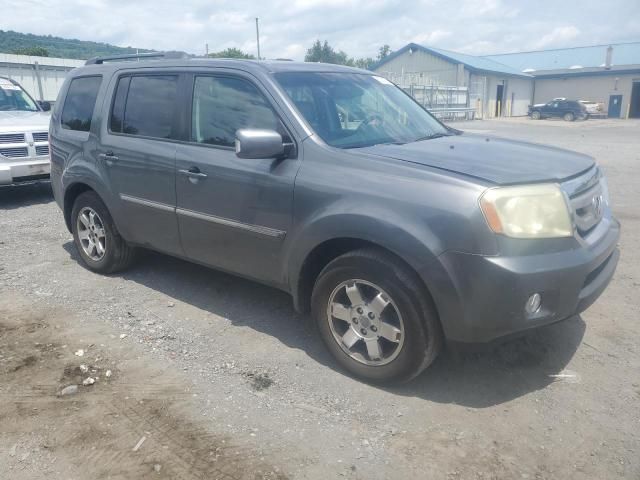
[[525, 293, 542, 315]]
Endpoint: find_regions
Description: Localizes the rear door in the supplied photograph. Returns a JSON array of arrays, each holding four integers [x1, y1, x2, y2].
[[175, 72, 300, 285], [548, 101, 562, 117], [97, 72, 184, 255]]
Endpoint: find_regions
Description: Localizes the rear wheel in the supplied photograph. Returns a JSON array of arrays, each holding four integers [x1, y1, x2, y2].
[[311, 249, 442, 383], [531, 111, 541, 120], [564, 112, 575, 121], [71, 191, 135, 273]]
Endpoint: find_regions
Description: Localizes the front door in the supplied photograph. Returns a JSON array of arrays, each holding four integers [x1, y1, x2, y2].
[[175, 73, 299, 285], [608, 95, 622, 118], [97, 73, 182, 254]]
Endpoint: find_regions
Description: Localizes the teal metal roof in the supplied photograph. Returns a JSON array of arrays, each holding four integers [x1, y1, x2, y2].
[[372, 43, 531, 77], [484, 42, 640, 72]]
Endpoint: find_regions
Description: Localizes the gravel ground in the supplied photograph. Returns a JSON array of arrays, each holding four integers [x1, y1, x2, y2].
[[1, 117, 638, 479]]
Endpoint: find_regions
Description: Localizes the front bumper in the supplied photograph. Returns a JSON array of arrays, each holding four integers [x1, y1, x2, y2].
[[0, 157, 50, 185], [433, 217, 620, 344]]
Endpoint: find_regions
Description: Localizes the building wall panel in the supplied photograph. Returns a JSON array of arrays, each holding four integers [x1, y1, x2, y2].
[[534, 74, 638, 118], [374, 49, 461, 86]]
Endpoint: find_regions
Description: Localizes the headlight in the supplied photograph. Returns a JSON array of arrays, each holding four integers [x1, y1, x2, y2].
[[480, 184, 573, 238]]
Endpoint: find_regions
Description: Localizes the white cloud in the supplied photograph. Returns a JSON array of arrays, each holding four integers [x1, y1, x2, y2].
[[412, 30, 452, 45], [2, 0, 639, 60], [533, 26, 581, 50]]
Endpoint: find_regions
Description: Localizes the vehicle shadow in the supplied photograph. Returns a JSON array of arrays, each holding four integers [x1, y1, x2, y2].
[[390, 317, 585, 408], [0, 182, 53, 210], [62, 244, 586, 408]]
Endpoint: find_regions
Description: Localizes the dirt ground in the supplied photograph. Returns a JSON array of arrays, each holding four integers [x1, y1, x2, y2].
[[1, 118, 639, 479]]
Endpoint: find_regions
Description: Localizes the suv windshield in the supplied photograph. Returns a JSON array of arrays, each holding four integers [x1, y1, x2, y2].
[[275, 72, 448, 149], [0, 79, 39, 112]]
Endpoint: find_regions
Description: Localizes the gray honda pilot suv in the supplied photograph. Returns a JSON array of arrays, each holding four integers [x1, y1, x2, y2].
[[50, 53, 620, 383]]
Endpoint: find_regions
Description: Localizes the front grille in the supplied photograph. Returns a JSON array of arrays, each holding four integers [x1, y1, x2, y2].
[[35, 145, 49, 156], [570, 182, 604, 235], [0, 133, 25, 144], [32, 132, 49, 142], [0, 147, 29, 158]]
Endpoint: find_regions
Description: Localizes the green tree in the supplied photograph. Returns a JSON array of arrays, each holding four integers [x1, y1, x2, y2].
[[305, 40, 354, 66], [207, 47, 255, 59], [354, 57, 375, 69], [377, 44, 392, 61], [11, 46, 49, 57]]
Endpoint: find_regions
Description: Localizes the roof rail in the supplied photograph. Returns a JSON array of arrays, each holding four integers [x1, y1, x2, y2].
[[85, 51, 189, 65]]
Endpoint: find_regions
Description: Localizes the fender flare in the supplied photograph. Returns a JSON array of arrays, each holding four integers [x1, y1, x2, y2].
[[62, 163, 121, 235], [285, 208, 446, 313]]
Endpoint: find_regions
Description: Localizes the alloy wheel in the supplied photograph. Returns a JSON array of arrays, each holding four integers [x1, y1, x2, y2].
[[77, 207, 107, 261], [326, 279, 405, 366]]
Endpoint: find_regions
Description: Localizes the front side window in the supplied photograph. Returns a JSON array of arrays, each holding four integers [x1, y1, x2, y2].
[[0, 78, 39, 112], [61, 76, 102, 132], [191, 76, 281, 147], [274, 72, 448, 149], [110, 75, 178, 139]]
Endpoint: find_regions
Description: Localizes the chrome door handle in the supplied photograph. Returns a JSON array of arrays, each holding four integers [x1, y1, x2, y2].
[[98, 152, 119, 165], [179, 168, 207, 179]]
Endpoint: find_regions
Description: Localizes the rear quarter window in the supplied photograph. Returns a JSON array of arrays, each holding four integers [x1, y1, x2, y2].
[[61, 76, 102, 132]]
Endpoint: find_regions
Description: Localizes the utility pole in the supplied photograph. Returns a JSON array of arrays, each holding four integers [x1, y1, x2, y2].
[[255, 17, 261, 60], [205, 43, 209, 56]]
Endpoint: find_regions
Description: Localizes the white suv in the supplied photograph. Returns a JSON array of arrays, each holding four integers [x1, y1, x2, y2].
[[0, 76, 51, 185]]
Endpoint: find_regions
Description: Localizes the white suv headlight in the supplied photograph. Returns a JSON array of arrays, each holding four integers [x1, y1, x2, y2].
[[480, 184, 573, 239]]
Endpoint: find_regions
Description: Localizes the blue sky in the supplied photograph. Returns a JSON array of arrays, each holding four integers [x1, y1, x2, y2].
[[5, 0, 640, 59]]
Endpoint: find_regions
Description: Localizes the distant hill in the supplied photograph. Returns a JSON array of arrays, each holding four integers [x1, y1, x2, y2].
[[0, 30, 154, 60]]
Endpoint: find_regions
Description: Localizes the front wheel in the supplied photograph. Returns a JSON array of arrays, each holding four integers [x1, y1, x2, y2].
[[311, 249, 442, 383], [564, 112, 575, 121], [531, 111, 541, 120]]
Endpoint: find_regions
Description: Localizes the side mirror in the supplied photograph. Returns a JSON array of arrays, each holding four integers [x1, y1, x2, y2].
[[38, 101, 51, 112], [235, 129, 285, 159]]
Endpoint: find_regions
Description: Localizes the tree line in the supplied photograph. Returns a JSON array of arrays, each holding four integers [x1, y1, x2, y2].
[[1, 29, 390, 68], [0, 30, 152, 59], [207, 40, 392, 69]]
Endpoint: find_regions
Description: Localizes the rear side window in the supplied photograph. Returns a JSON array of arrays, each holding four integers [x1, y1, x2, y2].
[[109, 76, 130, 134], [61, 76, 102, 132], [109, 75, 178, 139], [191, 76, 280, 147]]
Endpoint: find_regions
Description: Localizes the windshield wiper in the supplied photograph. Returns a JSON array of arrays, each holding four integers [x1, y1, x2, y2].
[[413, 132, 452, 142]]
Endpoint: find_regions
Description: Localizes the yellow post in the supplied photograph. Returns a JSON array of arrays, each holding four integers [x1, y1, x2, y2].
[[627, 102, 631, 119], [497, 100, 501, 117]]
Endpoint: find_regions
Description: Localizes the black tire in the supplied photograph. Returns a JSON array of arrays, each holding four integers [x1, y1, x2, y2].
[[71, 191, 135, 273], [311, 248, 442, 384], [564, 112, 575, 121], [531, 111, 541, 120]]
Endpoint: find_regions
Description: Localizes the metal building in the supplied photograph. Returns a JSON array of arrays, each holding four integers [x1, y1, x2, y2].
[[0, 53, 84, 103], [372, 43, 534, 119], [486, 42, 640, 119], [375, 41, 640, 120]]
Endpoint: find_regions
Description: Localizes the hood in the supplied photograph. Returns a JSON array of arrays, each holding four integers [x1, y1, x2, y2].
[[357, 133, 594, 185], [0, 111, 51, 132]]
